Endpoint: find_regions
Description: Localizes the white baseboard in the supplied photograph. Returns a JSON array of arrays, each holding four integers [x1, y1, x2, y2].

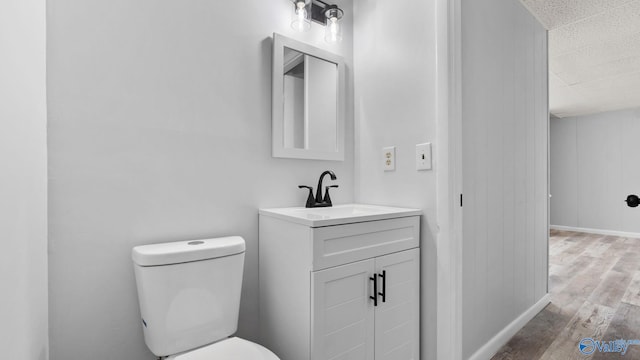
[[550, 225, 640, 239], [468, 294, 551, 360]]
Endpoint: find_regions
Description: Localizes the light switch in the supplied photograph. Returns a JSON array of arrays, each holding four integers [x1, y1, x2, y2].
[[383, 146, 395, 171], [416, 143, 432, 170]]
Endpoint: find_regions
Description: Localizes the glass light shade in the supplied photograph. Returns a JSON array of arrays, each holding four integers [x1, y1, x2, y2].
[[291, 0, 311, 32], [325, 16, 342, 43], [324, 6, 343, 43]]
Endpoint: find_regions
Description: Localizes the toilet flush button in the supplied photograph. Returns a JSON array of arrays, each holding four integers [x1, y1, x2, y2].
[[188, 241, 205, 245]]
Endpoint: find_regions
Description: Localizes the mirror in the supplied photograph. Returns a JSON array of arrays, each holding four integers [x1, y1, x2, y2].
[[272, 33, 345, 161]]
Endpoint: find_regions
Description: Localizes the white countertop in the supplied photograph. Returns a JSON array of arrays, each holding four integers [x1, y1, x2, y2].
[[259, 203, 422, 227]]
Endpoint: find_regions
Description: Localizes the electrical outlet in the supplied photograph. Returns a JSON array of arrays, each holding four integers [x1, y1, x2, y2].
[[416, 143, 432, 170], [383, 146, 395, 171]]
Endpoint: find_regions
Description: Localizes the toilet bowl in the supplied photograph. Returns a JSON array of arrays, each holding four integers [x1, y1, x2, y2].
[[132, 236, 280, 359], [168, 337, 278, 360]]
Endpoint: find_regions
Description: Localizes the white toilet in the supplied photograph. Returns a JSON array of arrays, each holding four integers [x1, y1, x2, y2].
[[132, 236, 279, 360]]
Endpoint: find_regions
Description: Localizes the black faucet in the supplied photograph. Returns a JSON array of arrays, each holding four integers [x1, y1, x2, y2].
[[298, 170, 339, 208]]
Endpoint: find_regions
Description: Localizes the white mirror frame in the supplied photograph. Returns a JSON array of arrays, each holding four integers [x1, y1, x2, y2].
[[272, 33, 345, 161]]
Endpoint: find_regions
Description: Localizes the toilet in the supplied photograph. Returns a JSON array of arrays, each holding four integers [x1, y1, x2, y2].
[[132, 236, 279, 360]]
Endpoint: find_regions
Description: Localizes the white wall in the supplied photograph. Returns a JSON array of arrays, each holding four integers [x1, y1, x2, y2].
[[549, 115, 578, 227], [550, 109, 640, 234], [353, 0, 439, 359], [0, 0, 49, 359], [47, 1, 354, 358], [461, 0, 548, 358]]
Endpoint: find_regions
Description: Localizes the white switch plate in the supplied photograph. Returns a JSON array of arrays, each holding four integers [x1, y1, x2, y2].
[[383, 146, 395, 171], [416, 143, 432, 170]]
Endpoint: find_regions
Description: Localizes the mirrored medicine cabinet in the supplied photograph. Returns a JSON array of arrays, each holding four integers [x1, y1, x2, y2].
[[272, 33, 345, 161]]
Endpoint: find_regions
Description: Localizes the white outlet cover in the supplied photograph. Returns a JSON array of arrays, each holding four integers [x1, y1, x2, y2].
[[383, 146, 395, 171], [416, 143, 432, 171]]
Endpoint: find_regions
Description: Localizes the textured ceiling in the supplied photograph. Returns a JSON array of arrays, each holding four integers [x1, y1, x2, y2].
[[520, 0, 640, 118]]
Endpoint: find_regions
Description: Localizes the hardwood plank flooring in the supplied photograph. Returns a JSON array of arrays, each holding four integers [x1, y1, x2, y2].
[[491, 230, 640, 359]]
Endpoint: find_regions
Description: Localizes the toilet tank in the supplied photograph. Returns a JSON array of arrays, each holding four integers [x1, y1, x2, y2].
[[132, 236, 246, 357]]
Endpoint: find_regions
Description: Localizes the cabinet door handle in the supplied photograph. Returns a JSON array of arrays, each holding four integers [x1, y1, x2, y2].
[[369, 274, 378, 307], [378, 270, 386, 303]]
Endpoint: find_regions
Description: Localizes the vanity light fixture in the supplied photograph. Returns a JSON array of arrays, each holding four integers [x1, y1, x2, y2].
[[290, 0, 344, 43]]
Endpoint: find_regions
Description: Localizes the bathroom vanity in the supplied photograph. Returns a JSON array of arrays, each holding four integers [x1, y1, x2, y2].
[[259, 204, 421, 360]]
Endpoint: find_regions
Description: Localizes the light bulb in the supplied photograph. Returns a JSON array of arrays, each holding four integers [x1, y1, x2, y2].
[[328, 17, 339, 42], [297, 7, 307, 30]]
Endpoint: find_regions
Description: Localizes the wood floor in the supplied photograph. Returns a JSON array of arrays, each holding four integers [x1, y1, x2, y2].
[[492, 229, 640, 359]]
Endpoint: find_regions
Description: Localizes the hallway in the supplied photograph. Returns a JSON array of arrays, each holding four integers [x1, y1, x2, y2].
[[493, 230, 640, 359]]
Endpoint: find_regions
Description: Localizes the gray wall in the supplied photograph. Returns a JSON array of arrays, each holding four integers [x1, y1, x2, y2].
[[353, 0, 438, 358], [0, 0, 48, 358], [47, 1, 354, 359], [550, 109, 640, 234], [461, 0, 549, 358]]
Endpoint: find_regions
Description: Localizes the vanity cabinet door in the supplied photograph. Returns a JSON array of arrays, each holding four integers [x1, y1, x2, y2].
[[311, 259, 376, 360], [374, 249, 420, 360]]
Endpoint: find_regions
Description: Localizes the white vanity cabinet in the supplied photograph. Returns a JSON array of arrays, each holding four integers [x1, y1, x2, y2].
[[259, 205, 421, 360], [312, 248, 419, 360]]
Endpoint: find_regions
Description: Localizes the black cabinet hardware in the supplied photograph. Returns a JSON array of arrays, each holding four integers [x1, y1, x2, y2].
[[369, 274, 378, 307], [379, 270, 386, 303]]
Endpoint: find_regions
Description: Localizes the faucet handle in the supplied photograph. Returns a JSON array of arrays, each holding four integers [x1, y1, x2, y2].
[[323, 185, 339, 206], [298, 185, 315, 208]]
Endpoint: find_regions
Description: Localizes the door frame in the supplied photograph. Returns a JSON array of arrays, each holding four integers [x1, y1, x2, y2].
[[435, 0, 463, 359]]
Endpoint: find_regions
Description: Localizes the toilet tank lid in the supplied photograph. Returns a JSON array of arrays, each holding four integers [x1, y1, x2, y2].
[[132, 236, 246, 267]]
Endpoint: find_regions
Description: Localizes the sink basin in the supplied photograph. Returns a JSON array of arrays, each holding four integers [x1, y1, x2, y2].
[[259, 204, 421, 227]]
